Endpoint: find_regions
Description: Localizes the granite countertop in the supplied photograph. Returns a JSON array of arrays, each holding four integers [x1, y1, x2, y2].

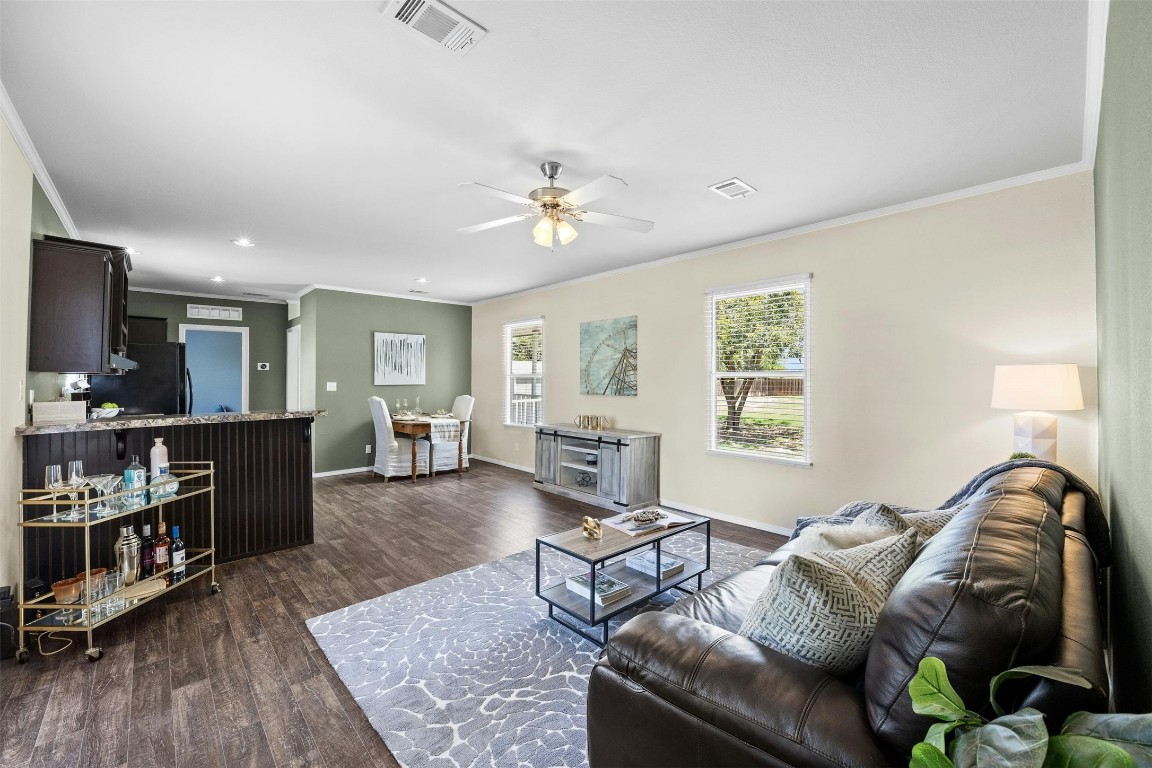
[[16, 409, 328, 436]]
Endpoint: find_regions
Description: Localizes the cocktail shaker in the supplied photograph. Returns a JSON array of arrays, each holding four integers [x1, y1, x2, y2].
[[115, 525, 141, 585]]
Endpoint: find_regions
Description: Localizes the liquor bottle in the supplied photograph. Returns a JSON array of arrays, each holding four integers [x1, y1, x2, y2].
[[154, 521, 171, 585], [171, 525, 186, 584], [124, 455, 147, 506], [141, 524, 155, 578], [149, 438, 177, 497]]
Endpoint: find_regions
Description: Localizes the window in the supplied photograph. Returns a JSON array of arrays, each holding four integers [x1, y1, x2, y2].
[[504, 319, 544, 426], [707, 274, 811, 463]]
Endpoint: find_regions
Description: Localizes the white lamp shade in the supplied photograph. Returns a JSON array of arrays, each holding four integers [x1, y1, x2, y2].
[[532, 216, 554, 246], [991, 364, 1084, 411]]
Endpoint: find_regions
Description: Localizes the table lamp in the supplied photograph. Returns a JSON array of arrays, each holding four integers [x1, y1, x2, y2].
[[990, 364, 1083, 461]]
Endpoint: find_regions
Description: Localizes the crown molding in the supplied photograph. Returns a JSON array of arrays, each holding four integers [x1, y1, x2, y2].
[[475, 161, 1091, 305], [0, 80, 79, 239], [297, 284, 471, 306], [1081, 0, 1110, 166], [128, 286, 288, 304]]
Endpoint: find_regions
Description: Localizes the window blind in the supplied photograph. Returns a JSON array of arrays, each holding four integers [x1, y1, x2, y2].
[[706, 274, 811, 464], [504, 319, 544, 426]]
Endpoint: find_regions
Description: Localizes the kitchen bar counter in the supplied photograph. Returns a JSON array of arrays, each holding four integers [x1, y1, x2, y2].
[[15, 409, 326, 435], [20, 411, 323, 571]]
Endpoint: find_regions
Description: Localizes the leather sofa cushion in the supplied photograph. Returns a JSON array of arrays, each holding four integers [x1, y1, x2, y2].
[[864, 467, 1067, 755], [664, 564, 775, 633]]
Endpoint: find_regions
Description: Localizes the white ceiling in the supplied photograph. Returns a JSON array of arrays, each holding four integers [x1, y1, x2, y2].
[[0, 1, 1096, 304]]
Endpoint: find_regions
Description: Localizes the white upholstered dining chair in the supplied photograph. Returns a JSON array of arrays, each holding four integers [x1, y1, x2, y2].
[[442, 394, 474, 471], [369, 396, 430, 481]]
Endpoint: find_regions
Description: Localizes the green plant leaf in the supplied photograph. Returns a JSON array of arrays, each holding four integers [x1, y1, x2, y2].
[[910, 657, 968, 721], [1062, 712, 1152, 764], [911, 742, 955, 768], [1043, 735, 1137, 768], [925, 721, 968, 754], [952, 709, 1049, 768], [988, 665, 1091, 717]]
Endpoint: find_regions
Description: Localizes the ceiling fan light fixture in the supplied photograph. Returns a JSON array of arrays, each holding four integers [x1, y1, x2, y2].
[[555, 218, 578, 245], [532, 216, 554, 247]]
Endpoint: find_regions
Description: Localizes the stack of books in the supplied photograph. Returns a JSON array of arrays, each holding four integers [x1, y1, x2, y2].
[[565, 571, 632, 605], [625, 550, 685, 579]]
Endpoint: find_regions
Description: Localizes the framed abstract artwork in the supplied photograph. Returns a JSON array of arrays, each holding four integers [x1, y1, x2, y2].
[[374, 332, 426, 385]]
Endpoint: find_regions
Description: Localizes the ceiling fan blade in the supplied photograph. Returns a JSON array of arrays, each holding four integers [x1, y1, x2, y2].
[[572, 210, 655, 233], [559, 175, 628, 208], [458, 181, 536, 208], [457, 213, 536, 234]]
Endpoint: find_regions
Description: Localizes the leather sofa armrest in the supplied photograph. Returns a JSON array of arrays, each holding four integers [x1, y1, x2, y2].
[[602, 611, 892, 767]]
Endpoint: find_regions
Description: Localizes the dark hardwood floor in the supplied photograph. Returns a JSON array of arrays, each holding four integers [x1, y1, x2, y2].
[[0, 461, 786, 768]]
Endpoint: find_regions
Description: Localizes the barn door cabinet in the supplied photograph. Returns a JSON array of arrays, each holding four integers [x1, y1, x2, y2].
[[533, 424, 660, 512]]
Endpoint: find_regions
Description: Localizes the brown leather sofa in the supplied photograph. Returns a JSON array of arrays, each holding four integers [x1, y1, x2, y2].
[[587, 467, 1109, 767]]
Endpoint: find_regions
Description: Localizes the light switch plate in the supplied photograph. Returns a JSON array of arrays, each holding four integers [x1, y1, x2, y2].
[[326, 382, 337, 391]]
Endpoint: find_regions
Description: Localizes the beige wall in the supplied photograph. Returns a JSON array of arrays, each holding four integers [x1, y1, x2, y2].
[[472, 172, 1098, 532], [0, 117, 35, 590]]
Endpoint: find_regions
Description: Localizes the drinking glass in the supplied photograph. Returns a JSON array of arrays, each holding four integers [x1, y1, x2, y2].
[[44, 464, 64, 520], [105, 573, 125, 615], [85, 474, 116, 516], [97, 475, 124, 515], [415, 396, 421, 414], [64, 460, 86, 520]]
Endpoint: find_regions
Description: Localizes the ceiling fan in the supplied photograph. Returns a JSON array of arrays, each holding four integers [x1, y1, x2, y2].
[[458, 161, 655, 247]]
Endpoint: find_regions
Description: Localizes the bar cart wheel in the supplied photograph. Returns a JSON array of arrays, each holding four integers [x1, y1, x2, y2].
[[16, 647, 29, 664], [210, 582, 221, 594], [86, 647, 103, 662]]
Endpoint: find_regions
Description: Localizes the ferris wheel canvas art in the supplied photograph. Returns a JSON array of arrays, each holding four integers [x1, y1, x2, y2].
[[579, 315, 638, 396]]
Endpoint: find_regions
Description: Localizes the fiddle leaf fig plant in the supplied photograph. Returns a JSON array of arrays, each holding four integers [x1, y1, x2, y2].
[[907, 657, 1152, 768]]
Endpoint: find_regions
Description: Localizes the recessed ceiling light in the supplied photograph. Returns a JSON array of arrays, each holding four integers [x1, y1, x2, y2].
[[209, 276, 226, 283], [415, 277, 430, 283], [125, 247, 141, 255], [231, 237, 255, 247]]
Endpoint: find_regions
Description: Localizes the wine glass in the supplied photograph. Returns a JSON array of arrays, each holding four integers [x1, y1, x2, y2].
[[64, 460, 86, 521], [44, 464, 64, 520], [415, 396, 421, 415]]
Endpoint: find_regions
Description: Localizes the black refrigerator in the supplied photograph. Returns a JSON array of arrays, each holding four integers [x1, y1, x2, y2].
[[90, 342, 192, 415]]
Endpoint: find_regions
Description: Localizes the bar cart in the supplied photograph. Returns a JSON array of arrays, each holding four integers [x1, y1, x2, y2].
[[15, 461, 218, 662]]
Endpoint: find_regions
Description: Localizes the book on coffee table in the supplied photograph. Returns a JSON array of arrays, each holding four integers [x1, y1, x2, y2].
[[565, 571, 632, 605], [625, 550, 685, 579], [602, 508, 695, 537]]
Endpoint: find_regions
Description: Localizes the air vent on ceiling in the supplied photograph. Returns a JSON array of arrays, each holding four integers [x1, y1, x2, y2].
[[383, 0, 487, 58], [409, 289, 429, 295], [243, 291, 270, 298], [708, 177, 758, 199]]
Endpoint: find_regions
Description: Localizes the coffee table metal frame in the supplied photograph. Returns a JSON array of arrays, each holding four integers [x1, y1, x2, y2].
[[535, 513, 711, 647]]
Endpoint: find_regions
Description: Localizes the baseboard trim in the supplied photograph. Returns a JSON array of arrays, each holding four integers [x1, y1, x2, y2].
[[660, 497, 794, 537], [314, 466, 372, 478], [470, 454, 534, 473]]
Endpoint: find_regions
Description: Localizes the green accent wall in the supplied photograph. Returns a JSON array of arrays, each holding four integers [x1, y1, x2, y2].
[[125, 291, 289, 412], [1095, 0, 1152, 713], [304, 289, 471, 473]]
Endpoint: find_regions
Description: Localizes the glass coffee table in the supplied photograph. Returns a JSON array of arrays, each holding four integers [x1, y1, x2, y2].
[[535, 511, 711, 646]]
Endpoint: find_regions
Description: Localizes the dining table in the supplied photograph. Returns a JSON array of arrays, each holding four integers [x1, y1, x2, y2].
[[390, 415, 466, 483]]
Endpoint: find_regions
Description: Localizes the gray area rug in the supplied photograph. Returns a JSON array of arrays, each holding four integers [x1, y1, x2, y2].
[[306, 533, 770, 768]]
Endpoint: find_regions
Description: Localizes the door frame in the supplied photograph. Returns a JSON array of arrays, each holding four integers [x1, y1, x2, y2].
[[286, 325, 301, 411], [179, 323, 251, 413]]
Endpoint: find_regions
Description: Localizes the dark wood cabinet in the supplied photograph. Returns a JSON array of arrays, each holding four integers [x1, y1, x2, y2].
[[29, 237, 133, 374]]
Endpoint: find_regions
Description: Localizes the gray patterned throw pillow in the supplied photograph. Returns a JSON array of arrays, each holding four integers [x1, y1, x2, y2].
[[738, 529, 918, 674]]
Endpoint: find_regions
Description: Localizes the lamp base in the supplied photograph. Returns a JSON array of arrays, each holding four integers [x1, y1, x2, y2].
[[1012, 411, 1057, 462]]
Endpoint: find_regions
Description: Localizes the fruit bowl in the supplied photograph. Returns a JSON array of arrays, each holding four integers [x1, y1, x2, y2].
[[90, 407, 121, 418]]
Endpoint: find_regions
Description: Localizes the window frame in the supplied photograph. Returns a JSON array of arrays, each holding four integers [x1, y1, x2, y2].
[[706, 274, 812, 465], [503, 318, 545, 428]]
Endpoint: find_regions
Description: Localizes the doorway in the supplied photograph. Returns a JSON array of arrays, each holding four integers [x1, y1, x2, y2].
[[179, 324, 250, 413]]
